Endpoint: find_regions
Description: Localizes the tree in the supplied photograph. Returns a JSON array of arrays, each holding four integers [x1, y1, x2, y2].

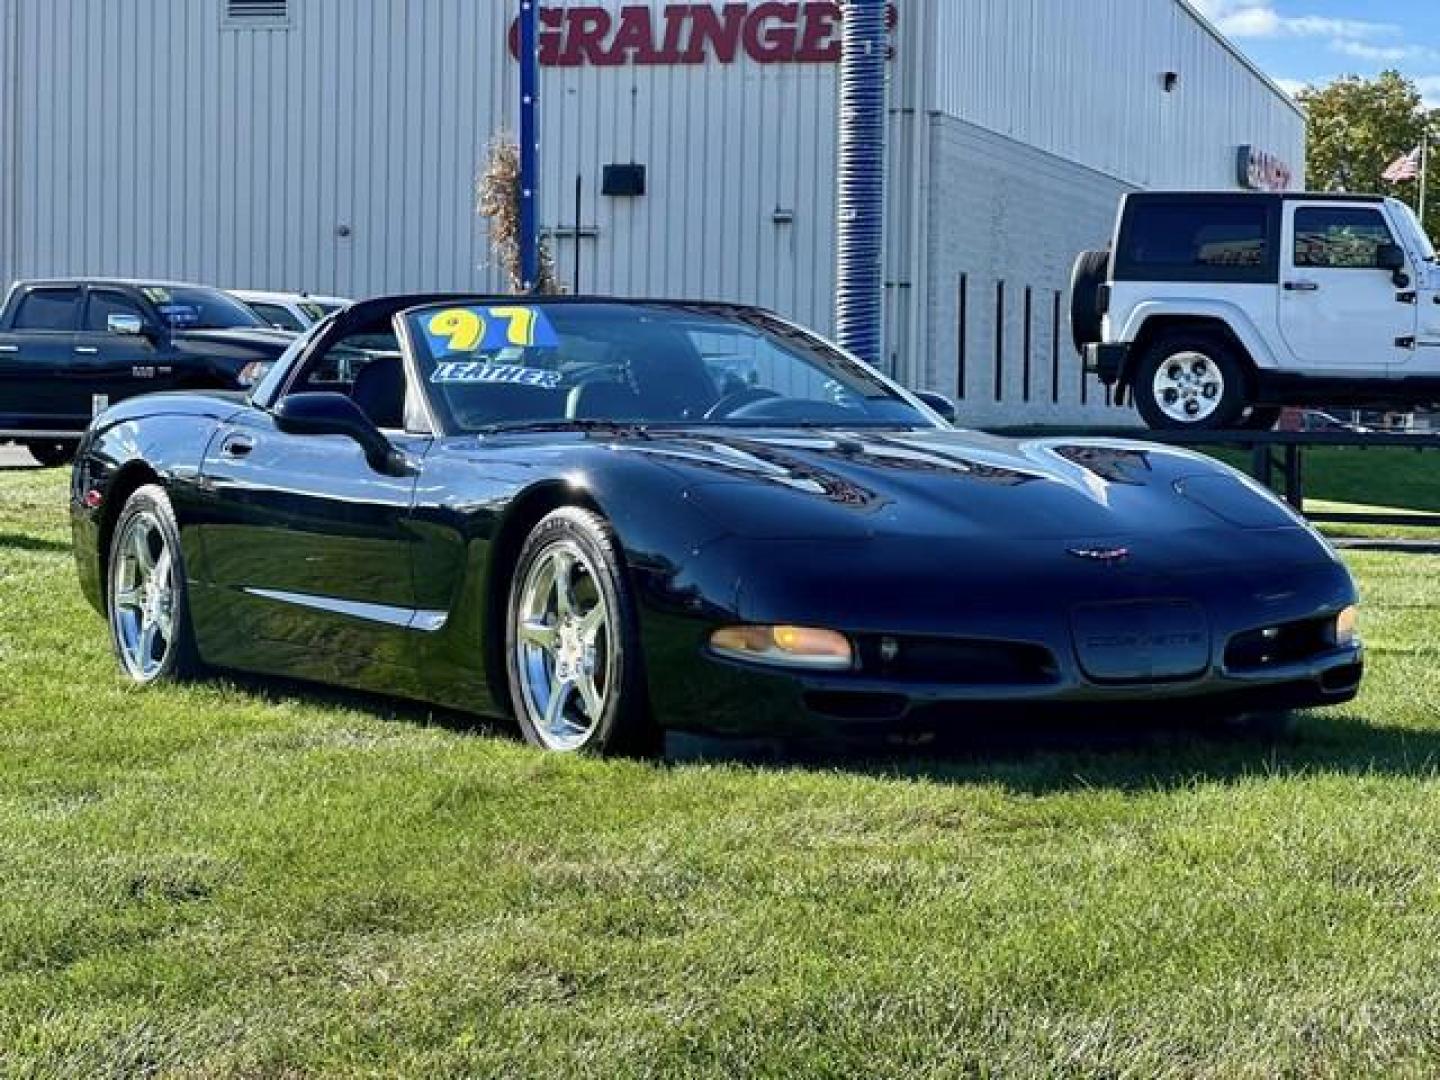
[[475, 134, 562, 295], [1296, 71, 1440, 239]]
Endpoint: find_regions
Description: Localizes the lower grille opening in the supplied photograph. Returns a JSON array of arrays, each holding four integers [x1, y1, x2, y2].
[[1320, 663, 1364, 693], [1226, 617, 1334, 672], [855, 636, 1059, 685], [803, 691, 909, 722]]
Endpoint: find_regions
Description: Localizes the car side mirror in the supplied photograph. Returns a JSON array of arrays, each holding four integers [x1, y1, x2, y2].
[[1377, 242, 1410, 287], [913, 389, 958, 424], [107, 313, 145, 336], [273, 392, 410, 475]]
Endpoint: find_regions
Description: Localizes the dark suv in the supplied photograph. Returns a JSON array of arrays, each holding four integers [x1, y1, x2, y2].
[[0, 279, 295, 465]]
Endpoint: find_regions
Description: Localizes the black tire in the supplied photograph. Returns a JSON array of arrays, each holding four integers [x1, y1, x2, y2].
[[1240, 406, 1283, 431], [1133, 334, 1250, 432], [1069, 249, 1111, 353], [105, 484, 203, 684], [25, 440, 78, 468], [504, 507, 656, 756]]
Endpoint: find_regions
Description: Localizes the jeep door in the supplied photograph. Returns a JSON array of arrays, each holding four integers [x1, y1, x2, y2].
[[1278, 201, 1414, 374]]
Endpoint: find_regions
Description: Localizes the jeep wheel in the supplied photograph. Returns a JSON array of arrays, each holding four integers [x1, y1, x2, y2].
[[1134, 336, 1248, 431]]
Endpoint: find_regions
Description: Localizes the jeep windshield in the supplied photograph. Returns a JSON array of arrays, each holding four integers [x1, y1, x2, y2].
[[140, 285, 268, 330], [401, 301, 936, 434], [1393, 202, 1437, 261]]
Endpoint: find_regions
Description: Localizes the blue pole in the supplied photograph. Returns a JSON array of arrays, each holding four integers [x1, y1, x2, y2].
[[518, 0, 541, 292], [833, 0, 886, 367]]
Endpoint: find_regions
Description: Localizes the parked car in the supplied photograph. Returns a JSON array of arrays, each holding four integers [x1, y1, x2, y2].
[[1072, 191, 1440, 431], [0, 279, 294, 466], [71, 295, 1362, 754], [231, 290, 350, 332]]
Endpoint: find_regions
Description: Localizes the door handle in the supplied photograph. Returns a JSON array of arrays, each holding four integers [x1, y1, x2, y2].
[[220, 433, 255, 458], [0, 345, 17, 353], [1283, 281, 1320, 292], [74, 346, 99, 354]]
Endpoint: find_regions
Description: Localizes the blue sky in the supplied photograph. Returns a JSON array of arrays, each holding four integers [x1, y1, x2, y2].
[[1191, 0, 1440, 105]]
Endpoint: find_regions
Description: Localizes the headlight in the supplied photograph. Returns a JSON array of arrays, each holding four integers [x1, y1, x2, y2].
[[709, 625, 854, 670], [1330, 605, 1359, 647]]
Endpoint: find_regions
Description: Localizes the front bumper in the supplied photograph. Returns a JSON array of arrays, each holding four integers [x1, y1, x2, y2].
[[1084, 342, 1129, 386], [653, 634, 1363, 738]]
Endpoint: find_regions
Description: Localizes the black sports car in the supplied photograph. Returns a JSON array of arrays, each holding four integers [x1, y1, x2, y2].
[[70, 295, 1363, 753]]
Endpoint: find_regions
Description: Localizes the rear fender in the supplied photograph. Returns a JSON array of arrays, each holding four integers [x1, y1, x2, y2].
[[1115, 300, 1283, 376]]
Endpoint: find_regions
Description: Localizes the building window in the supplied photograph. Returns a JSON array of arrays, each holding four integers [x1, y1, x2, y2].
[[223, 0, 291, 29]]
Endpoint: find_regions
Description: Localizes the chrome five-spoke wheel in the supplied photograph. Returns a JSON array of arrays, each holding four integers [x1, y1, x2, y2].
[[109, 509, 177, 682], [1153, 350, 1224, 424], [513, 539, 615, 751]]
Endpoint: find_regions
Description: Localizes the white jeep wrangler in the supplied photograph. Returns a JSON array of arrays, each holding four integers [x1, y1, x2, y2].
[[1072, 191, 1440, 431]]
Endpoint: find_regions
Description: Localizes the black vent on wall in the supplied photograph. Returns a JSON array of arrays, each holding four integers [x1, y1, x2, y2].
[[224, 0, 290, 26]]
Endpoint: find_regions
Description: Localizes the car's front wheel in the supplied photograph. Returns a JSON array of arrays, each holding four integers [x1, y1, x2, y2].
[[106, 485, 202, 684], [504, 508, 655, 755], [1134, 335, 1249, 431]]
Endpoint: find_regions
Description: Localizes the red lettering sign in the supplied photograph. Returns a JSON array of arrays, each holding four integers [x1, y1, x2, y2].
[[507, 2, 896, 67]]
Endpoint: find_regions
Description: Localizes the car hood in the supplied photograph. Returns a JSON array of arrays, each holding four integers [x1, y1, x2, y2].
[[174, 326, 295, 353], [615, 426, 1313, 547]]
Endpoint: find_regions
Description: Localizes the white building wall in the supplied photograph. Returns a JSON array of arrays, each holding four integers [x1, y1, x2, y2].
[[0, 0, 1304, 428], [930, 0, 1305, 192]]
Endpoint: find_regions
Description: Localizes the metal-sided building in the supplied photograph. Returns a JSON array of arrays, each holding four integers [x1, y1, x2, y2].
[[0, 0, 1303, 426]]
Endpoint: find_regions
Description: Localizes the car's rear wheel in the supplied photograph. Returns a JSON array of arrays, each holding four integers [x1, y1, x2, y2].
[[1133, 335, 1249, 431], [505, 508, 655, 755], [106, 485, 202, 684], [25, 439, 78, 467]]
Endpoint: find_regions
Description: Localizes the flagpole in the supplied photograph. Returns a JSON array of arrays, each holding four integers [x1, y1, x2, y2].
[[1421, 130, 1430, 228]]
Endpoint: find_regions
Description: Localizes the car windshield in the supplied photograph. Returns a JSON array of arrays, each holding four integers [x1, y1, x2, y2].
[[141, 285, 267, 330], [402, 301, 933, 433]]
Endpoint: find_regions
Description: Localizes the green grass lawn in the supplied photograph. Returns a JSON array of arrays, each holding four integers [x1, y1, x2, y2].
[[3, 466, 1440, 1076]]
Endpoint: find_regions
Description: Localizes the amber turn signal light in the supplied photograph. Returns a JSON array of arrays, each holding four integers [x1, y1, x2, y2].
[[709, 625, 854, 670]]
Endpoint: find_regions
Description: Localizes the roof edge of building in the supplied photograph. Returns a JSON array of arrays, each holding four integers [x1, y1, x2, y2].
[[1173, 0, 1308, 122]]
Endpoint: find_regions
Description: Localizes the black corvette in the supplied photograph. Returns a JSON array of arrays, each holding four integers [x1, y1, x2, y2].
[[70, 295, 1363, 753]]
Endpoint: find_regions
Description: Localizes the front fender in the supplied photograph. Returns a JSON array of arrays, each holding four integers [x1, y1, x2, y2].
[[71, 401, 236, 613]]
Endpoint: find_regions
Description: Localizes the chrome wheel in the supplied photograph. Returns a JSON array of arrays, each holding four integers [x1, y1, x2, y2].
[[513, 540, 614, 751], [109, 511, 176, 681], [1153, 351, 1224, 424]]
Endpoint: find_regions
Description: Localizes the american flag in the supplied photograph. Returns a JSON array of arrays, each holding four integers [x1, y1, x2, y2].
[[1383, 147, 1423, 183]]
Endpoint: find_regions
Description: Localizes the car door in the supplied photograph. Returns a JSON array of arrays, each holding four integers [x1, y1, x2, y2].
[[0, 286, 85, 429], [74, 287, 173, 404], [1278, 202, 1415, 374], [195, 346, 432, 676]]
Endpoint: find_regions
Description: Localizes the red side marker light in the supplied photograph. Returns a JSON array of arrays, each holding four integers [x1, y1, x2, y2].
[[83, 489, 104, 510]]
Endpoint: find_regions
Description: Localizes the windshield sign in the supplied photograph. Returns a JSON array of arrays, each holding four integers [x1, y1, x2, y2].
[[403, 301, 932, 434], [142, 285, 266, 330]]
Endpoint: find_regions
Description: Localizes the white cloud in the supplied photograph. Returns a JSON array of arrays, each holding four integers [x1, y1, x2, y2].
[[1273, 77, 1310, 98], [1331, 40, 1440, 64], [1190, 1, 1397, 42]]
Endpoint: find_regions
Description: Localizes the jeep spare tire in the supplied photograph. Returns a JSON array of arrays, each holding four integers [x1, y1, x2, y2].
[[1069, 249, 1110, 353]]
